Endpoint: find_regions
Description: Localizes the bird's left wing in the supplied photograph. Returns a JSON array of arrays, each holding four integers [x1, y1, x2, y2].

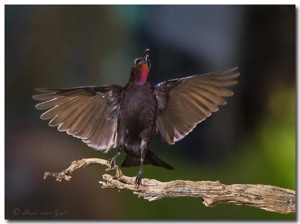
[[33, 85, 123, 152], [154, 67, 239, 145]]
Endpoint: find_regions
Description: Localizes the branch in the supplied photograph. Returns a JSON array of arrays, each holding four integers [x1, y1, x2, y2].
[[44, 158, 296, 214]]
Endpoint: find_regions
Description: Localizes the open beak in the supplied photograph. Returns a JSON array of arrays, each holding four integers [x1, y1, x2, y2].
[[141, 49, 150, 63]]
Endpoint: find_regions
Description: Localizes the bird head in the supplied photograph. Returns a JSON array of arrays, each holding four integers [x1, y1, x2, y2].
[[130, 49, 151, 85]]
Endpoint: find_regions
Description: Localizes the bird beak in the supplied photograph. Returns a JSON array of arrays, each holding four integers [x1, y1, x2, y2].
[[141, 49, 150, 63]]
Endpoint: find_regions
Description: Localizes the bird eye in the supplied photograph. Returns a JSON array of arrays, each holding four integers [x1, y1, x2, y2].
[[133, 58, 139, 66], [132, 56, 150, 67]]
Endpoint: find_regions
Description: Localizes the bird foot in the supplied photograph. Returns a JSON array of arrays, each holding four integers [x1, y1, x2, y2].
[[135, 169, 143, 187], [108, 152, 121, 169]]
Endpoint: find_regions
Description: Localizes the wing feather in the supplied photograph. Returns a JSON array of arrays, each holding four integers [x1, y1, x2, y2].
[[58, 96, 91, 132], [155, 67, 239, 144], [33, 85, 123, 152]]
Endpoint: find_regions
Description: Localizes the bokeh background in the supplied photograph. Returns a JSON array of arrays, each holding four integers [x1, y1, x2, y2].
[[5, 5, 295, 220]]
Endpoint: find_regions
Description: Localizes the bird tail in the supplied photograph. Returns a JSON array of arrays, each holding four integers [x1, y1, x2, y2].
[[121, 148, 174, 170]]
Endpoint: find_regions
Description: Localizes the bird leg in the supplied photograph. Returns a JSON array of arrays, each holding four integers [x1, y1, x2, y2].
[[109, 151, 121, 168], [135, 167, 143, 187], [135, 140, 147, 187]]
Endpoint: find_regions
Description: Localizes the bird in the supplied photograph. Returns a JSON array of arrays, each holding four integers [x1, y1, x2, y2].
[[33, 49, 239, 186]]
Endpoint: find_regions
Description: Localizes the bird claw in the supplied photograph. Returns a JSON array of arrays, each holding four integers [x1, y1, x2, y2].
[[109, 152, 121, 169], [135, 170, 143, 187], [109, 158, 116, 168]]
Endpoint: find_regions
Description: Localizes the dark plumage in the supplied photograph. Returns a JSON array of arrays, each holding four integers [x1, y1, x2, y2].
[[33, 49, 239, 186]]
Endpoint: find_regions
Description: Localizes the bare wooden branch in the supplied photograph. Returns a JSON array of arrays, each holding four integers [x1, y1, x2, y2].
[[44, 158, 296, 214], [43, 158, 123, 181]]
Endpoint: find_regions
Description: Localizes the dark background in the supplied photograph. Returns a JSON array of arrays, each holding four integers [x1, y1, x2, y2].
[[5, 5, 295, 220]]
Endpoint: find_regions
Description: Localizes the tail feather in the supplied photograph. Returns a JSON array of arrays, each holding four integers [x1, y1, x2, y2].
[[144, 150, 174, 170], [121, 154, 140, 167], [121, 149, 174, 170]]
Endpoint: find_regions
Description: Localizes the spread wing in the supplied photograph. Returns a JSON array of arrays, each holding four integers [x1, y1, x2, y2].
[[154, 67, 239, 144], [33, 85, 123, 152]]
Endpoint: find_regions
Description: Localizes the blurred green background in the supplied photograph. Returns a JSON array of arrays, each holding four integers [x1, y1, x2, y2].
[[5, 5, 295, 220]]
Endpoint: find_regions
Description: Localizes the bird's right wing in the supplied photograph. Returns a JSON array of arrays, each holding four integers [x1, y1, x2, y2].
[[33, 85, 123, 152], [154, 67, 239, 145]]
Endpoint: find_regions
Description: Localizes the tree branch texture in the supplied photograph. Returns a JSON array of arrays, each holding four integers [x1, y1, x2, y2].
[[43, 158, 295, 214]]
